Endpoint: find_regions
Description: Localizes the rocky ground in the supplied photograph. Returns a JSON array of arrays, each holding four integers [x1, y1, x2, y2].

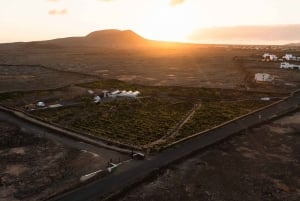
[[0, 121, 115, 201], [119, 111, 300, 201]]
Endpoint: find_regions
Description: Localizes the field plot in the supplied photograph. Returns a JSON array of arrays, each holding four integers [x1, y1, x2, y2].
[[0, 79, 282, 149], [31, 97, 193, 147], [0, 46, 249, 89], [175, 100, 270, 140], [1, 44, 299, 93], [0, 65, 96, 93]]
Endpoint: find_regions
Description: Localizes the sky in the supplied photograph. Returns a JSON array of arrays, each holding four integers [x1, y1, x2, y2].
[[1, 0, 300, 44]]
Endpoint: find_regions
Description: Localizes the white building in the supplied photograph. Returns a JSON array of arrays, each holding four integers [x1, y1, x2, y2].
[[102, 90, 110, 98], [262, 53, 278, 61], [94, 96, 101, 103], [87, 90, 94, 95], [263, 53, 270, 58], [117, 90, 140, 98], [283, 54, 296, 61], [254, 73, 273, 82], [108, 90, 121, 98], [280, 62, 300, 70]]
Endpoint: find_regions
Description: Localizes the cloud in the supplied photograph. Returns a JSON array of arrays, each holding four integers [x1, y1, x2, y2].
[[48, 9, 68, 15], [170, 0, 185, 6], [189, 25, 300, 44]]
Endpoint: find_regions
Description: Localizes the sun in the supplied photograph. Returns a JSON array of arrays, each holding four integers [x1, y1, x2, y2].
[[137, 2, 196, 42]]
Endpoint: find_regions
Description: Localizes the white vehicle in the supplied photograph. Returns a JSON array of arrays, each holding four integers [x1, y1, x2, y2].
[[254, 73, 273, 82], [280, 62, 300, 70]]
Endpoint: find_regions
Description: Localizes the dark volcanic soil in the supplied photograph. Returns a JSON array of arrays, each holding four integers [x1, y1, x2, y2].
[[0, 121, 114, 201], [119, 112, 300, 201], [0, 65, 96, 93]]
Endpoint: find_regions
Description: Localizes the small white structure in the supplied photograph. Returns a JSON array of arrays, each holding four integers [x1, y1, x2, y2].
[[283, 54, 295, 61], [263, 53, 270, 58], [117, 90, 128, 97], [124, 91, 140, 98], [98, 89, 141, 99], [36, 102, 46, 107], [280, 62, 300, 70], [94, 96, 101, 103], [262, 53, 278, 61], [254, 73, 273, 82], [269, 55, 278, 61], [102, 90, 110, 98], [261, 97, 271, 101], [87, 90, 94, 95], [111, 90, 120, 95], [108, 90, 121, 98], [108, 90, 141, 98]]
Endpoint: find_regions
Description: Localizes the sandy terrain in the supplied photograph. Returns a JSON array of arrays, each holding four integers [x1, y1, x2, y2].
[[119, 111, 300, 201]]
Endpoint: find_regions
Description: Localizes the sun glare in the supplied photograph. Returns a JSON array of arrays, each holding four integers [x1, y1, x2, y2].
[[137, 3, 196, 42]]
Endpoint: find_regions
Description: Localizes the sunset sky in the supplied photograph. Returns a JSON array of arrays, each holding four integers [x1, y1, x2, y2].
[[1, 0, 300, 44]]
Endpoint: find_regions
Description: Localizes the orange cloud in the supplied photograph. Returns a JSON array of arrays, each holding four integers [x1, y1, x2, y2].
[[170, 0, 185, 6], [189, 25, 300, 44], [48, 9, 68, 15]]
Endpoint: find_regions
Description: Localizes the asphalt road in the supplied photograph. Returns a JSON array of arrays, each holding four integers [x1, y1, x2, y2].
[[46, 92, 300, 201]]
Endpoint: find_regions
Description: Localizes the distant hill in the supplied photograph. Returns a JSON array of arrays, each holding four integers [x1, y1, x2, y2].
[[0, 29, 152, 49], [285, 42, 300, 46]]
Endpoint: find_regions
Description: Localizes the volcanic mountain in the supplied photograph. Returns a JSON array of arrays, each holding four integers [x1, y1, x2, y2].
[[286, 42, 300, 46], [0, 29, 152, 49]]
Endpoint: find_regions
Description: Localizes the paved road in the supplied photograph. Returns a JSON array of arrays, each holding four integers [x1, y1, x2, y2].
[[46, 93, 300, 201]]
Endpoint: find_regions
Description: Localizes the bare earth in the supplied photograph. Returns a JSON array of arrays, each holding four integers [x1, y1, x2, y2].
[[119, 111, 300, 201], [0, 65, 96, 93], [0, 121, 127, 201], [0, 46, 299, 93], [0, 37, 300, 201]]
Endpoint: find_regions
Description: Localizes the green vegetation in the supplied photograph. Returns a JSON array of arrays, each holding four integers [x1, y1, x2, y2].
[[1, 79, 281, 148], [31, 98, 193, 146], [174, 100, 269, 141]]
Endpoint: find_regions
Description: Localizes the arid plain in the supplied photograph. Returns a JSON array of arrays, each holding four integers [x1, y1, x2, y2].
[[0, 30, 300, 200]]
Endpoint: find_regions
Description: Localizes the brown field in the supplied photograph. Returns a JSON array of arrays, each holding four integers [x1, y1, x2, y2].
[[0, 45, 299, 94], [0, 65, 96, 93], [0, 34, 300, 201]]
